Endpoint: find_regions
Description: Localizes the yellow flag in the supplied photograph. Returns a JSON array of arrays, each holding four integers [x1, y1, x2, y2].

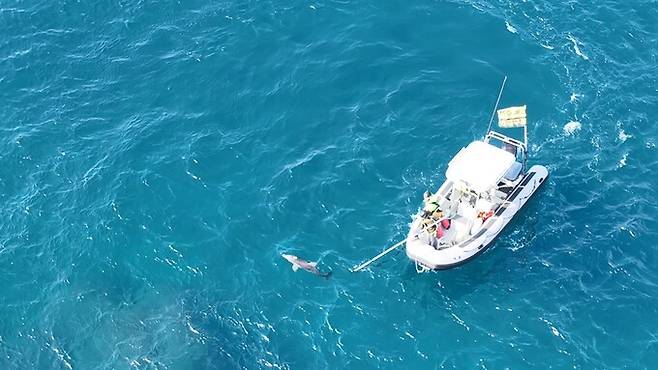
[[497, 105, 527, 128]]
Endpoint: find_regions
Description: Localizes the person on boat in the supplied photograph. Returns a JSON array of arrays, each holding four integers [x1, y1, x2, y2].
[[477, 210, 494, 223], [421, 216, 437, 235], [423, 191, 441, 217], [420, 192, 452, 239], [435, 215, 451, 239]]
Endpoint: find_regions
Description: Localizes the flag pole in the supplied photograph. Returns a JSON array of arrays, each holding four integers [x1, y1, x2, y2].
[[485, 76, 507, 135]]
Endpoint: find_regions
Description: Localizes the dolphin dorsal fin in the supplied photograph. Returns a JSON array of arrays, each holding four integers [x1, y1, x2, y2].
[[292, 264, 300, 271], [309, 262, 317, 267]]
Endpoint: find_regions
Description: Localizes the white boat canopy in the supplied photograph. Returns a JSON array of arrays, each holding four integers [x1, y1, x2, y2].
[[445, 141, 516, 194]]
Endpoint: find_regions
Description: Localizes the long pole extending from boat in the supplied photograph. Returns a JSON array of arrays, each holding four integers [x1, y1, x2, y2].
[[351, 218, 448, 272], [485, 76, 508, 135], [350, 239, 406, 272]]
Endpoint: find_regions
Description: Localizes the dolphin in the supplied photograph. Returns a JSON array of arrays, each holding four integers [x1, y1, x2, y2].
[[282, 254, 331, 279]]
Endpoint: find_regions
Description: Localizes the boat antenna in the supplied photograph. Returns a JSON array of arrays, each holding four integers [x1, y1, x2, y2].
[[485, 75, 507, 136]]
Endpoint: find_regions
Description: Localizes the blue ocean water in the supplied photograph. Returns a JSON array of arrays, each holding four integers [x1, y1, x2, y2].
[[1, 0, 657, 368]]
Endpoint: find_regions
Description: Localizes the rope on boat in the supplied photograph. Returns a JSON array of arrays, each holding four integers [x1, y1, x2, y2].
[[415, 261, 430, 274]]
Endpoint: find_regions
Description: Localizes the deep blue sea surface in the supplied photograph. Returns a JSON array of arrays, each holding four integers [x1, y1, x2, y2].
[[1, 0, 657, 368]]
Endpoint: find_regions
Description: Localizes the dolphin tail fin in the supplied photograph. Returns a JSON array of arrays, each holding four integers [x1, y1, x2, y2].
[[322, 271, 332, 279], [292, 265, 299, 272]]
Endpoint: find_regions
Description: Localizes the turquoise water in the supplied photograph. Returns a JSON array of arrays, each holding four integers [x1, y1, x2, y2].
[[1, 0, 657, 368]]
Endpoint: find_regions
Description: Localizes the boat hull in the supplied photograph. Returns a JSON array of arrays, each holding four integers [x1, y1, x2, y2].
[[406, 165, 548, 270]]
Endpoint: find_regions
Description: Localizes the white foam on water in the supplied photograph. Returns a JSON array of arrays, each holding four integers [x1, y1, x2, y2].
[[618, 153, 628, 168], [187, 322, 201, 335], [568, 34, 589, 60], [551, 326, 565, 340], [618, 129, 631, 142], [505, 21, 518, 34], [570, 93, 580, 102], [563, 121, 581, 136]]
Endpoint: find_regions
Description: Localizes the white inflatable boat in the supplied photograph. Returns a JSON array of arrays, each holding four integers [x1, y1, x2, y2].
[[406, 105, 547, 271]]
